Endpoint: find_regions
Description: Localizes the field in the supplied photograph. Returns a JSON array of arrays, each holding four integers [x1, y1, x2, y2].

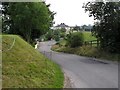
[[2, 35, 64, 88], [82, 31, 97, 41]]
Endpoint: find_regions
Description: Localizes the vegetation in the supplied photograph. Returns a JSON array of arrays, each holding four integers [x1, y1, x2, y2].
[[52, 29, 65, 41], [2, 2, 55, 43], [66, 32, 84, 47], [0, 16, 1, 31], [73, 25, 81, 31], [2, 35, 64, 88], [57, 31, 96, 47], [51, 45, 120, 61], [82, 31, 97, 41], [44, 30, 53, 41], [83, 2, 120, 53], [52, 2, 120, 61], [52, 31, 120, 61], [54, 35, 60, 41], [39, 29, 62, 41]]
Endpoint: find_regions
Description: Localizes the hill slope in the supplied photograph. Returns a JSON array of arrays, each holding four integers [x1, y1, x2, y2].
[[2, 35, 63, 88]]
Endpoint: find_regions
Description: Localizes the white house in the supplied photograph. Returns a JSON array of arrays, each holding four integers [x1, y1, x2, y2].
[[52, 23, 82, 34], [53, 23, 71, 30]]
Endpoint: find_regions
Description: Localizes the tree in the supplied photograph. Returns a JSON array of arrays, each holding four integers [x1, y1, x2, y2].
[[2, 2, 54, 43], [81, 25, 87, 31], [73, 25, 81, 31], [2, 2, 10, 33], [53, 30, 60, 41], [45, 30, 53, 40], [0, 16, 1, 32], [83, 1, 120, 53]]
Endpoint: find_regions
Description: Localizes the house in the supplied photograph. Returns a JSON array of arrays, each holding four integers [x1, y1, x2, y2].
[[53, 23, 71, 30], [52, 23, 82, 34]]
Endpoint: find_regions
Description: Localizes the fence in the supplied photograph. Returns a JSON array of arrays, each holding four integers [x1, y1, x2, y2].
[[84, 40, 100, 47], [41, 51, 52, 60]]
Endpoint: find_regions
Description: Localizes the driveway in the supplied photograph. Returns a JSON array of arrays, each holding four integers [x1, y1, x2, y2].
[[39, 40, 118, 88]]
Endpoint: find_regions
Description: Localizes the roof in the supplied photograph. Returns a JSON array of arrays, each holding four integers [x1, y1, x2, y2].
[[55, 23, 69, 28]]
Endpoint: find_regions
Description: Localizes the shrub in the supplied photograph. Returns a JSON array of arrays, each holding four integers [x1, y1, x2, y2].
[[67, 32, 84, 48], [54, 35, 60, 41], [45, 30, 53, 40]]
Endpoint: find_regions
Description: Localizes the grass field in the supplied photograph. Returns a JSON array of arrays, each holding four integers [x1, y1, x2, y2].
[[82, 31, 97, 41], [2, 35, 64, 88]]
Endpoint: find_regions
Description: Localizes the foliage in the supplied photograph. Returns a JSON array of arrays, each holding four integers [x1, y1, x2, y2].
[[66, 32, 84, 47], [53, 30, 60, 36], [45, 30, 53, 40], [52, 44, 120, 61], [73, 25, 81, 31], [83, 2, 120, 53], [59, 31, 96, 47], [2, 2, 54, 43], [54, 35, 60, 41], [59, 28, 66, 38], [60, 32, 65, 38], [0, 16, 1, 33], [53, 30, 60, 41]]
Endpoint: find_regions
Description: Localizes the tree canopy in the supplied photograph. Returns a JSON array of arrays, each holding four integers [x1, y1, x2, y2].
[[2, 2, 55, 43], [83, 1, 120, 53]]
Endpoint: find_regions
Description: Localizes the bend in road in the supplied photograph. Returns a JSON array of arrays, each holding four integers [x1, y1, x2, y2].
[[39, 41, 118, 88]]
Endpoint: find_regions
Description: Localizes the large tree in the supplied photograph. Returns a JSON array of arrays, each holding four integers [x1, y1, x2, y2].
[[2, 2, 54, 43], [83, 1, 120, 53]]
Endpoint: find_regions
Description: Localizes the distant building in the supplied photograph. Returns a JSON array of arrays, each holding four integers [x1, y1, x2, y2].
[[52, 23, 85, 34], [53, 23, 71, 30]]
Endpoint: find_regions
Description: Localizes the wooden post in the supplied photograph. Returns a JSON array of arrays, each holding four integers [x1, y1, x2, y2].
[[91, 41, 92, 47], [96, 40, 98, 47], [85, 41, 86, 46], [97, 39, 99, 48]]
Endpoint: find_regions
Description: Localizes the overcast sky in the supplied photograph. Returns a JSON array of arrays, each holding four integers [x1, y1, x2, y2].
[[45, 0, 95, 26]]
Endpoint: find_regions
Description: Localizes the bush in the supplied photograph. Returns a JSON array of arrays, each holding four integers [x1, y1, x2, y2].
[[67, 32, 84, 48], [54, 35, 60, 41], [45, 30, 53, 40]]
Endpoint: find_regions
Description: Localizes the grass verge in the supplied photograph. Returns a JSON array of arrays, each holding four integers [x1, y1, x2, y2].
[[2, 35, 64, 88], [51, 44, 120, 61], [52, 31, 119, 61]]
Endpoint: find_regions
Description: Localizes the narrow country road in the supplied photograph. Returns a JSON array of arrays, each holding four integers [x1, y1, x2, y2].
[[38, 40, 118, 88]]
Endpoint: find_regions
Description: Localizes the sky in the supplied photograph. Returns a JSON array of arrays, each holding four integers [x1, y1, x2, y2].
[[45, 0, 95, 26]]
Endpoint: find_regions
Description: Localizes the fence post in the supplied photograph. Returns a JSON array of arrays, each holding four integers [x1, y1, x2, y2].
[[91, 41, 92, 47], [97, 39, 99, 48], [84, 41, 86, 46], [97, 40, 98, 47]]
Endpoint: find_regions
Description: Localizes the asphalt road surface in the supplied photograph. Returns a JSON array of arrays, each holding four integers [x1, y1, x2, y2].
[[39, 40, 118, 88]]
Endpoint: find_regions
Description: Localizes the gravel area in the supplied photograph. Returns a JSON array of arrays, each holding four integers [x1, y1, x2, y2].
[[64, 72, 72, 88]]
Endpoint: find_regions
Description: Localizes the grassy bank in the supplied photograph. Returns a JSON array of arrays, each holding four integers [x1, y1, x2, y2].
[[51, 45, 120, 61], [2, 35, 64, 88]]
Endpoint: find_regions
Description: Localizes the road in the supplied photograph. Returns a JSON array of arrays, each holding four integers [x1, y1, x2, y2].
[[39, 40, 118, 88]]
